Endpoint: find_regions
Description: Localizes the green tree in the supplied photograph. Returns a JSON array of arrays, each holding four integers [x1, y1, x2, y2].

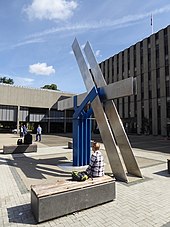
[[41, 84, 59, 90], [0, 76, 14, 84]]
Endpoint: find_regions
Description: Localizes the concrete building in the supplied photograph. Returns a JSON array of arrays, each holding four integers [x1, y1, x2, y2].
[[99, 25, 170, 136], [0, 83, 74, 134]]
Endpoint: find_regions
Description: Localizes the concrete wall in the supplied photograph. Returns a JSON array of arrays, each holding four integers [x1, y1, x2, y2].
[[100, 25, 170, 136], [0, 84, 74, 109], [0, 84, 74, 133]]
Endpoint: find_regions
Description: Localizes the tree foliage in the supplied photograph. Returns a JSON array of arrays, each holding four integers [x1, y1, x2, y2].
[[41, 84, 59, 90], [0, 76, 14, 85]]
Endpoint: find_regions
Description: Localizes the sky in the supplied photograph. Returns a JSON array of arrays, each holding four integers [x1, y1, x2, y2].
[[0, 0, 170, 95]]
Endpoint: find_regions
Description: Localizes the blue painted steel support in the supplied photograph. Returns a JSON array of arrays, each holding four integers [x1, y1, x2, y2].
[[73, 87, 98, 166], [73, 96, 79, 166]]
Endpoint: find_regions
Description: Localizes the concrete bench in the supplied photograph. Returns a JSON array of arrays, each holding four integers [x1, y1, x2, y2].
[[68, 140, 94, 149], [31, 175, 115, 223], [3, 143, 37, 154]]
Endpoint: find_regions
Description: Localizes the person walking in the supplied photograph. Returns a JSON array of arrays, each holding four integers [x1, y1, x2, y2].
[[23, 125, 27, 136], [20, 125, 24, 137], [36, 125, 42, 142]]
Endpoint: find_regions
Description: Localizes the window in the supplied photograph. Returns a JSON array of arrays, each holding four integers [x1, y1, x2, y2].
[[156, 44, 159, 68], [128, 48, 130, 70], [147, 37, 150, 45], [112, 58, 114, 82], [148, 72, 151, 81], [166, 80, 170, 97], [165, 66, 169, 76], [157, 88, 160, 98], [117, 55, 119, 75], [167, 102, 170, 118], [156, 69, 160, 78], [155, 32, 159, 40], [165, 44, 168, 56]]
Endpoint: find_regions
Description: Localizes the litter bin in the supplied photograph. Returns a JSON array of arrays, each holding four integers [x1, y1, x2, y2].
[[24, 133, 32, 144], [167, 159, 170, 174]]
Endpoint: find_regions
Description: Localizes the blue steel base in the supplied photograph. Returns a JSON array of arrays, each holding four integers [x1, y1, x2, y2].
[[73, 118, 91, 166], [73, 87, 97, 166]]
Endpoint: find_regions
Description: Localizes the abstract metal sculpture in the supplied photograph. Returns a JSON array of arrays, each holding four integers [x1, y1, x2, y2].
[[58, 39, 142, 182]]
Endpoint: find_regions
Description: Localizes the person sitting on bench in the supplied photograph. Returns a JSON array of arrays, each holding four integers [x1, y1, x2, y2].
[[72, 141, 104, 181], [86, 141, 104, 177]]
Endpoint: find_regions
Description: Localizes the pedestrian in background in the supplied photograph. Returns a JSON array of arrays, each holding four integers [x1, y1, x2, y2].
[[36, 125, 42, 142], [20, 125, 24, 137], [23, 125, 27, 136]]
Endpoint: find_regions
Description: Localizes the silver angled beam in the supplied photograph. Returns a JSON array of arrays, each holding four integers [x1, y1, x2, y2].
[[58, 78, 135, 111], [72, 38, 128, 182], [84, 41, 142, 178]]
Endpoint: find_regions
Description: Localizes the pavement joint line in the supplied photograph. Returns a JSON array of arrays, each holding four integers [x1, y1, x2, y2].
[[1, 133, 170, 226], [139, 145, 170, 149], [7, 160, 29, 195], [119, 176, 153, 187], [139, 158, 166, 169]]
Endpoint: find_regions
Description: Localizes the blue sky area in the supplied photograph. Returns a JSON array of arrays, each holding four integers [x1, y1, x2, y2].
[[0, 0, 170, 94]]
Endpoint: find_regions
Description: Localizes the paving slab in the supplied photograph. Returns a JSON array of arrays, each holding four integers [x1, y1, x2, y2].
[[0, 133, 170, 226]]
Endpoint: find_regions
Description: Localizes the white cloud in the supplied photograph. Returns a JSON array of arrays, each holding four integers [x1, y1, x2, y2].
[[0, 74, 34, 86], [95, 50, 102, 58], [26, 4, 170, 39], [81, 44, 85, 49], [22, 78, 35, 83], [29, 63, 55, 75], [24, 0, 77, 21], [14, 77, 35, 87], [12, 38, 45, 48]]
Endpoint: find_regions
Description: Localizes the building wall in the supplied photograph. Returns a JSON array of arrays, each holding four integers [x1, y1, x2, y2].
[[0, 84, 73, 109], [100, 25, 170, 136], [0, 105, 17, 121], [0, 84, 74, 133]]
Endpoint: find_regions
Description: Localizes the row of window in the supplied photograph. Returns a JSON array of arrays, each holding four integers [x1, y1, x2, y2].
[[100, 26, 170, 85]]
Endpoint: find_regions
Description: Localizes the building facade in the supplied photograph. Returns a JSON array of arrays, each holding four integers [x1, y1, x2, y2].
[[99, 25, 170, 136], [0, 84, 74, 133]]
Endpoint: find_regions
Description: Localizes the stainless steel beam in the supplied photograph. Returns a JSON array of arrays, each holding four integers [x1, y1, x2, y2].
[[58, 78, 135, 110], [99, 77, 134, 101], [84, 41, 142, 178], [72, 38, 128, 182], [58, 93, 86, 110]]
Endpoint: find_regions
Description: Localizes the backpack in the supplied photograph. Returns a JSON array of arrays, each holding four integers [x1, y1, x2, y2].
[[17, 139, 22, 145], [72, 171, 89, 181]]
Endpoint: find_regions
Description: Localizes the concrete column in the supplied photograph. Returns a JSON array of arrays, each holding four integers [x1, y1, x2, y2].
[[64, 110, 67, 133], [159, 30, 167, 136], [113, 55, 118, 107], [143, 39, 149, 120], [105, 59, 109, 84], [136, 42, 142, 134], [168, 26, 170, 76], [130, 45, 135, 118], [108, 57, 113, 84], [160, 97, 167, 136], [48, 108, 50, 133], [118, 53, 123, 118], [124, 49, 128, 118], [151, 34, 158, 135], [17, 105, 20, 134]]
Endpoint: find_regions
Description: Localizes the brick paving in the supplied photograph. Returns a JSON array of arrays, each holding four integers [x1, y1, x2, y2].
[[0, 133, 170, 226]]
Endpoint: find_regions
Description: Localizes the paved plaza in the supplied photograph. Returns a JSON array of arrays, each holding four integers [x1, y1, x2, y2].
[[0, 133, 170, 226]]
